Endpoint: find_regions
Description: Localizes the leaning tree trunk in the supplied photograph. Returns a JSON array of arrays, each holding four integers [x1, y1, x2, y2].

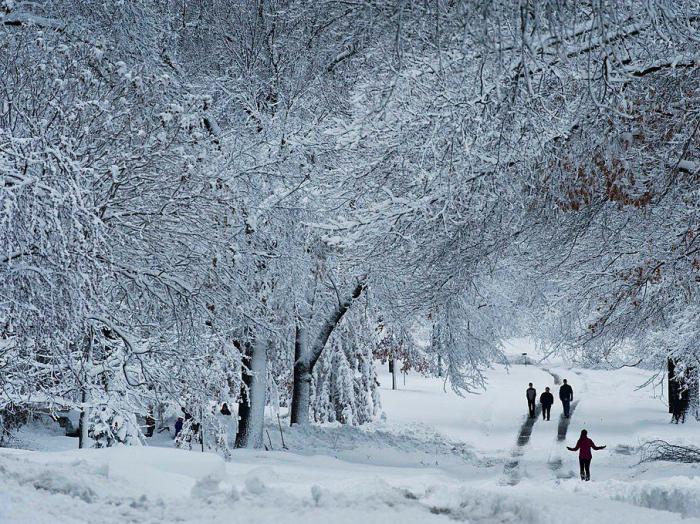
[[290, 281, 365, 425], [235, 341, 268, 449]]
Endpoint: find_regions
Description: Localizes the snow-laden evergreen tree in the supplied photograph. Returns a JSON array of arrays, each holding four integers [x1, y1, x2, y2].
[[312, 322, 380, 426]]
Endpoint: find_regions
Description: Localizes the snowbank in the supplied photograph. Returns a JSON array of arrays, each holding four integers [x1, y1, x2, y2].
[[2, 361, 700, 524], [562, 475, 700, 518]]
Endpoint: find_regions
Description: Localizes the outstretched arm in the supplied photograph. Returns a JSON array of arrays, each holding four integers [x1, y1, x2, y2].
[[590, 440, 606, 450]]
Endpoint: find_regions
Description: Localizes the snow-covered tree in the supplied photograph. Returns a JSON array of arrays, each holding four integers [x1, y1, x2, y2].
[[312, 322, 380, 426], [88, 405, 142, 448]]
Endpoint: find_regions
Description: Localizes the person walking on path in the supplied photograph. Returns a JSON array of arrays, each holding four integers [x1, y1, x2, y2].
[[540, 387, 554, 421], [526, 383, 537, 418], [567, 429, 606, 481], [174, 416, 184, 438], [559, 379, 574, 418]]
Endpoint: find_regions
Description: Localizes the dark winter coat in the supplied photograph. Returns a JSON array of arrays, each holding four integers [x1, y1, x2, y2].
[[526, 387, 537, 402], [540, 392, 554, 406], [559, 384, 573, 402], [174, 417, 184, 436], [568, 437, 605, 460]]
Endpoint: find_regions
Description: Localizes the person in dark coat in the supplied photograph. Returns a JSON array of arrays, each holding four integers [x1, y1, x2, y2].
[[526, 383, 537, 418], [559, 379, 574, 418], [174, 416, 184, 438], [567, 429, 606, 481], [540, 387, 554, 421]]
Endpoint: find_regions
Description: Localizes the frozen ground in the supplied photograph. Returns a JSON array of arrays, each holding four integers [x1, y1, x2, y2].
[[2, 345, 699, 523]]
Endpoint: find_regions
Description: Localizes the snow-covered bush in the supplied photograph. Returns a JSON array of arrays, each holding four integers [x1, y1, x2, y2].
[[174, 418, 200, 451], [0, 403, 29, 445], [639, 440, 700, 464], [173, 402, 237, 458], [88, 406, 142, 448], [312, 324, 380, 426]]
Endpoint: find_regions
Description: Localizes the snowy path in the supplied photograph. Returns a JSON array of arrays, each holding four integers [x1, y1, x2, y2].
[[504, 366, 581, 485], [2, 360, 700, 524]]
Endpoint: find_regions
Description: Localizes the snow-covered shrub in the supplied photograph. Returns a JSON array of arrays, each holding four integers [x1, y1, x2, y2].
[[174, 418, 200, 451], [312, 324, 380, 425], [174, 403, 236, 458], [0, 403, 29, 445], [639, 440, 700, 464], [88, 406, 142, 448]]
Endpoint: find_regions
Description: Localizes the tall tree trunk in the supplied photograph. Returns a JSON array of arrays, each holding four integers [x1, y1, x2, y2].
[[78, 386, 89, 448], [390, 358, 397, 390], [235, 341, 268, 448], [290, 361, 312, 425], [235, 342, 253, 445], [668, 357, 700, 419], [668, 358, 676, 414], [290, 322, 312, 425], [78, 330, 93, 449], [289, 280, 365, 425]]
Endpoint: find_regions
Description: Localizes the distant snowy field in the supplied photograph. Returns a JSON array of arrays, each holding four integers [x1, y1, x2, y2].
[[2, 346, 699, 523]]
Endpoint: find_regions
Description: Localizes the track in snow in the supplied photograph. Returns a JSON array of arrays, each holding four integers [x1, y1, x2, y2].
[[542, 368, 579, 441], [557, 400, 580, 442], [504, 368, 582, 485], [503, 403, 542, 485]]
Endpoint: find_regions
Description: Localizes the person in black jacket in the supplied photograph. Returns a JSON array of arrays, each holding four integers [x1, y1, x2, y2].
[[540, 387, 554, 420], [559, 379, 574, 418], [174, 416, 184, 438], [526, 383, 537, 418]]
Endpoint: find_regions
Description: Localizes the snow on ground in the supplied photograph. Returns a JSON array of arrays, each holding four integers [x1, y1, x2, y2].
[[2, 347, 699, 524], [378, 360, 553, 456]]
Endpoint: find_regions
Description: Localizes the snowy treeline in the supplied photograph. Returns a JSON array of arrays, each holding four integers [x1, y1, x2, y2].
[[1, 0, 699, 448]]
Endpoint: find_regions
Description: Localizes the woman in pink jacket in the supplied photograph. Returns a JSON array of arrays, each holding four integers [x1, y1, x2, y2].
[[567, 429, 606, 481]]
